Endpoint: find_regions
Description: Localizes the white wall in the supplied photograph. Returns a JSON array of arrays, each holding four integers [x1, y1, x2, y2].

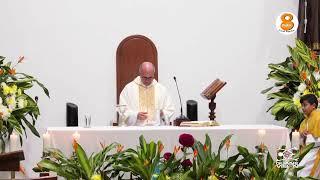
[[0, 0, 298, 177]]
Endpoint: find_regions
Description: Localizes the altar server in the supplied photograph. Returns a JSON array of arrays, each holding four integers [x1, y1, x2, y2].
[[298, 94, 320, 178]]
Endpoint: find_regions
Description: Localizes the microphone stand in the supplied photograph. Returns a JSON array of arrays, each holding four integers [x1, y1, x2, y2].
[[173, 76, 189, 126]]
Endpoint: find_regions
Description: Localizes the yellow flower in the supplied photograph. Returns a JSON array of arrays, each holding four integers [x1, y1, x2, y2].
[[208, 175, 219, 180], [90, 174, 102, 180], [10, 85, 17, 94], [3, 85, 11, 95], [303, 89, 311, 95], [17, 89, 22, 95], [144, 159, 150, 166], [6, 96, 16, 106], [18, 99, 24, 108], [293, 98, 301, 108]]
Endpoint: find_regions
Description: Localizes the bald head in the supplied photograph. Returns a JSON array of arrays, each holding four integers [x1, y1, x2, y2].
[[139, 62, 155, 86]]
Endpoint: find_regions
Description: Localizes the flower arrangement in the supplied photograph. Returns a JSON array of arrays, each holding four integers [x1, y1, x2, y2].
[[0, 56, 49, 152], [262, 39, 320, 129], [35, 134, 314, 180]]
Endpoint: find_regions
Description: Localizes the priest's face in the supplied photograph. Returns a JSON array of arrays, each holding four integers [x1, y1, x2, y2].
[[140, 69, 154, 86]]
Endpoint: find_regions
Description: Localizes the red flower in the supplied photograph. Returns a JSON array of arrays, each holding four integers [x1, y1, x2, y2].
[[300, 71, 307, 81], [226, 139, 231, 150], [158, 143, 164, 153], [8, 69, 16, 75], [117, 144, 124, 152], [204, 144, 208, 152], [181, 159, 192, 167], [72, 139, 78, 151], [311, 51, 318, 60], [164, 152, 172, 160], [179, 133, 195, 147], [193, 149, 198, 157], [174, 145, 180, 155]]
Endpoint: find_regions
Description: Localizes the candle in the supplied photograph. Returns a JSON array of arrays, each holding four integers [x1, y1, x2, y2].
[[72, 131, 80, 142], [258, 129, 266, 144], [292, 130, 300, 149], [9, 132, 19, 152], [43, 131, 51, 152]]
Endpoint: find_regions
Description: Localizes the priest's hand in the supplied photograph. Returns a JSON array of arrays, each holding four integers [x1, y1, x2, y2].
[[137, 112, 148, 120], [160, 110, 164, 118]]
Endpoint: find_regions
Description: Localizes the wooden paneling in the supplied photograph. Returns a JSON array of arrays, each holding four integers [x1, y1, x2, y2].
[[116, 35, 158, 103]]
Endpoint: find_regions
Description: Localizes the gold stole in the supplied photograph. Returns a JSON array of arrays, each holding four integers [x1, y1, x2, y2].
[[139, 85, 155, 122]]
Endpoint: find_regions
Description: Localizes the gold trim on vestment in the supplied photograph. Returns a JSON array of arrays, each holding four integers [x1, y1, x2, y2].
[[139, 85, 155, 122]]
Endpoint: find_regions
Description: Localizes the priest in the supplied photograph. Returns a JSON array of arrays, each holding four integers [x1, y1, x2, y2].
[[119, 62, 175, 126]]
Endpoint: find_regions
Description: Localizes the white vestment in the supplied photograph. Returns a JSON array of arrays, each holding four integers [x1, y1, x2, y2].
[[298, 135, 320, 178], [119, 76, 175, 126]]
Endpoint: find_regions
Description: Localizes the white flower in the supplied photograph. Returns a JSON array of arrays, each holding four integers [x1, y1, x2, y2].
[[8, 104, 15, 112], [293, 92, 301, 100], [0, 105, 11, 120], [0, 97, 3, 104], [298, 83, 307, 92], [313, 72, 320, 81], [6, 96, 16, 106], [1, 82, 6, 88], [18, 99, 24, 109]]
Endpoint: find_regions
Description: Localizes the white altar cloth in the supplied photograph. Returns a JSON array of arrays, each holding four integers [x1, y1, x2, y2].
[[47, 125, 290, 158]]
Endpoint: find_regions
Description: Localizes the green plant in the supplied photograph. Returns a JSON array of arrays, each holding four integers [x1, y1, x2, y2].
[[161, 134, 236, 180], [34, 141, 118, 180], [113, 135, 165, 180], [262, 39, 320, 128], [190, 134, 234, 180], [0, 56, 49, 151], [236, 143, 315, 180]]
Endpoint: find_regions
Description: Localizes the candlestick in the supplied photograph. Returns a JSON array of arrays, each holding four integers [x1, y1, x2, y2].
[[292, 130, 300, 149], [9, 132, 19, 152], [43, 131, 51, 152], [258, 129, 266, 144]]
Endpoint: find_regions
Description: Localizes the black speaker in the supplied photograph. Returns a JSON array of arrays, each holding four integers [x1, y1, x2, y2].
[[66, 102, 78, 126], [187, 100, 198, 121]]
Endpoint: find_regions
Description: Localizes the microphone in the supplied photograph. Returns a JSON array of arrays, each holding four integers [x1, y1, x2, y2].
[[173, 76, 189, 122]]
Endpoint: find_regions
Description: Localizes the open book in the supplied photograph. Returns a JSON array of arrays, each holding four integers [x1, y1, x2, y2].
[[201, 79, 226, 100], [180, 121, 219, 127]]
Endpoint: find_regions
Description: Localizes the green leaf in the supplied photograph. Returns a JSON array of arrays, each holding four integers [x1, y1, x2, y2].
[[275, 109, 290, 121], [268, 64, 296, 75], [294, 143, 314, 162], [237, 146, 250, 156], [75, 142, 92, 178], [261, 87, 273, 94], [271, 101, 291, 115], [139, 135, 147, 153], [266, 152, 274, 170], [35, 80, 50, 98], [267, 92, 292, 101], [21, 116, 40, 137], [268, 73, 291, 82]]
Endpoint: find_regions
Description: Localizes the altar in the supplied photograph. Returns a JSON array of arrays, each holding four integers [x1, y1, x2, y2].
[[46, 125, 290, 158]]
